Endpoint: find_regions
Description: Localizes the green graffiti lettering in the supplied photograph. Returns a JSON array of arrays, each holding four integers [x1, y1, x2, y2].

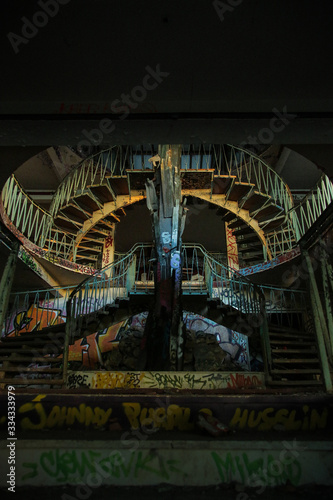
[[211, 451, 236, 481], [22, 462, 38, 480], [211, 451, 302, 487], [134, 451, 169, 479]]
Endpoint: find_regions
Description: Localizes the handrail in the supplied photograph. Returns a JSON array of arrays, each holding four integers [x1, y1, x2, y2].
[[2, 146, 333, 268], [2, 243, 313, 345], [1, 174, 77, 260]]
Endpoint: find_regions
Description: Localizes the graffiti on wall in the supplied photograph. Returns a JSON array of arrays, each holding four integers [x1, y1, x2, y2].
[[0, 393, 330, 433], [239, 248, 301, 276], [66, 321, 124, 369], [183, 311, 249, 369], [225, 222, 239, 272], [229, 406, 329, 431], [3, 303, 65, 337], [211, 450, 302, 486], [67, 370, 265, 390], [20, 449, 184, 484], [17, 448, 305, 486]]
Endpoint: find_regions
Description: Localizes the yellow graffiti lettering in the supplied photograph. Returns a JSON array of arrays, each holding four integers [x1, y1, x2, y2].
[[123, 402, 141, 429], [257, 407, 276, 431], [165, 405, 193, 431], [92, 372, 145, 389], [140, 407, 154, 429], [94, 407, 112, 427], [46, 405, 60, 428], [310, 408, 328, 430], [154, 407, 166, 424], [19, 402, 47, 430], [229, 406, 325, 431], [247, 410, 262, 428], [84, 406, 95, 427], [123, 403, 195, 431], [66, 404, 86, 426], [229, 408, 248, 429]]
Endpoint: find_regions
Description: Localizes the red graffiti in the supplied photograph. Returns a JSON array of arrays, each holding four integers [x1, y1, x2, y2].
[[105, 236, 113, 249], [227, 373, 263, 389], [102, 249, 110, 265]]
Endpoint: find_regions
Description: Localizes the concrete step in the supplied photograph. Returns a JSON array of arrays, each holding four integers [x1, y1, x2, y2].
[[271, 369, 321, 374], [2, 367, 62, 373], [273, 358, 319, 364], [0, 356, 61, 363], [0, 378, 64, 385]]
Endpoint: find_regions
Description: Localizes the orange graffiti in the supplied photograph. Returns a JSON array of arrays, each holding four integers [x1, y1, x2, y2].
[[66, 320, 125, 368], [8, 304, 64, 337]]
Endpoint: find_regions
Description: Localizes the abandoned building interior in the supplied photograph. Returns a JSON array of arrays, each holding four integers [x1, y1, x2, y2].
[[1, 0, 333, 495]]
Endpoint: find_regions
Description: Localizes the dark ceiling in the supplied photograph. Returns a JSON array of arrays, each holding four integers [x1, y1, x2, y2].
[[0, 0, 333, 185], [1, 0, 333, 292]]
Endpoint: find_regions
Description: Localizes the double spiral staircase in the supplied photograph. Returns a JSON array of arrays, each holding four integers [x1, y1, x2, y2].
[[0, 145, 332, 390]]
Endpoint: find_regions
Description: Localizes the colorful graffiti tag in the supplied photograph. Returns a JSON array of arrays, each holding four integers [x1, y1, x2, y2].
[[4, 303, 65, 337], [0, 393, 331, 433], [67, 371, 265, 390], [183, 311, 250, 369], [7, 446, 329, 487]]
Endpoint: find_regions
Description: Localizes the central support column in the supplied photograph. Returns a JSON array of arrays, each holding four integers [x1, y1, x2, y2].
[[145, 145, 187, 370]]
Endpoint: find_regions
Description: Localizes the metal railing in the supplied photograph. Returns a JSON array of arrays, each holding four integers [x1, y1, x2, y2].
[[182, 243, 262, 314], [291, 174, 333, 241], [259, 285, 310, 328], [2, 146, 333, 267], [66, 243, 144, 341], [212, 145, 294, 216], [2, 285, 76, 337], [1, 175, 77, 260]]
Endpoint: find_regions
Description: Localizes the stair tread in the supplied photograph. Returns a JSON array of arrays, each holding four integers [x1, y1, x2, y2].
[[0, 378, 64, 385], [0, 356, 62, 363], [272, 349, 317, 353], [0, 348, 63, 354], [268, 380, 323, 386], [1, 331, 66, 341], [1, 367, 62, 373], [269, 332, 315, 339], [271, 369, 321, 374], [273, 358, 319, 363], [269, 340, 315, 345], [0, 340, 64, 347]]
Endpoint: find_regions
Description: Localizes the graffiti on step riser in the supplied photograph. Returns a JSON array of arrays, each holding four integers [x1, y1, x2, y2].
[[67, 371, 264, 390], [17, 402, 113, 430], [227, 373, 263, 389], [21, 449, 183, 483], [20, 449, 302, 485], [230, 406, 328, 431], [0, 396, 329, 432], [211, 451, 302, 486]]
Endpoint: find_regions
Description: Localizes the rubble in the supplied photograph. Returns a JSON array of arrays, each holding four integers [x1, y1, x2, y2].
[[102, 328, 233, 372]]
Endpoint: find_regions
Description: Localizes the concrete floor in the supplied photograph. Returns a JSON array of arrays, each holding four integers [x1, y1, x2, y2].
[[1, 485, 332, 500]]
